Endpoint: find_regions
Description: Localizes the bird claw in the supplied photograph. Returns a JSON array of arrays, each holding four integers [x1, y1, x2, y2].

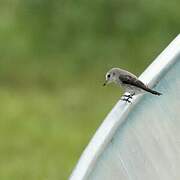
[[122, 94, 133, 99], [121, 94, 134, 103], [121, 97, 132, 104]]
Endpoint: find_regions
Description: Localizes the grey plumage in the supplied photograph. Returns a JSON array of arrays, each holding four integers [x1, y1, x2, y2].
[[103, 68, 162, 102]]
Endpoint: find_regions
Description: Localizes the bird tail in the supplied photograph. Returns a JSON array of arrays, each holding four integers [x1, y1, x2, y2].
[[146, 88, 162, 96]]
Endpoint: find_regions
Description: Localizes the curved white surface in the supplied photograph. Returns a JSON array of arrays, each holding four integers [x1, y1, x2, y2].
[[70, 34, 180, 180]]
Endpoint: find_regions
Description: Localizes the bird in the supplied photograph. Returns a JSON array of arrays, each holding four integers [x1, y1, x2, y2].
[[103, 67, 162, 103]]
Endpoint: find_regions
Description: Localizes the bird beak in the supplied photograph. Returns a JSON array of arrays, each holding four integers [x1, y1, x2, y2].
[[103, 81, 107, 86]]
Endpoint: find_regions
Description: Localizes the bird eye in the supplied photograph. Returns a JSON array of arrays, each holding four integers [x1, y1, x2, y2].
[[107, 74, 110, 78]]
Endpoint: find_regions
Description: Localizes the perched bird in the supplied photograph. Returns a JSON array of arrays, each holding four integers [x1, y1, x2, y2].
[[103, 68, 162, 103]]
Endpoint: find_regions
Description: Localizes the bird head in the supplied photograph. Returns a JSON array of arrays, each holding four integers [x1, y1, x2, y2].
[[103, 68, 118, 86]]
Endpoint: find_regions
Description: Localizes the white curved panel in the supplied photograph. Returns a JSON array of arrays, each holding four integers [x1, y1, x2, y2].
[[70, 34, 180, 180]]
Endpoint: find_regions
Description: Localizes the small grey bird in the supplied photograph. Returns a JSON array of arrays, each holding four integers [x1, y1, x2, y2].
[[103, 68, 162, 103]]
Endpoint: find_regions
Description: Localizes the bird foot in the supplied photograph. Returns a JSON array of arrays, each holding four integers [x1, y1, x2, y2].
[[122, 94, 133, 99], [121, 97, 132, 103], [121, 94, 134, 103]]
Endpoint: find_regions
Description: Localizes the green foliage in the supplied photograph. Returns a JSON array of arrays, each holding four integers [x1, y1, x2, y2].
[[0, 0, 179, 179]]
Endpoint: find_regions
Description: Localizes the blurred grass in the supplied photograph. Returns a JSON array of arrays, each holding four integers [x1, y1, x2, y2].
[[0, 0, 180, 179], [0, 83, 119, 180]]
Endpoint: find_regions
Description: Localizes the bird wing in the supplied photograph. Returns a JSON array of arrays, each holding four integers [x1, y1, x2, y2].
[[119, 74, 148, 91]]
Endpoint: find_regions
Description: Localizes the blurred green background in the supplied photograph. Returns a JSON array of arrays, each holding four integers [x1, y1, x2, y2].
[[0, 0, 179, 179]]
